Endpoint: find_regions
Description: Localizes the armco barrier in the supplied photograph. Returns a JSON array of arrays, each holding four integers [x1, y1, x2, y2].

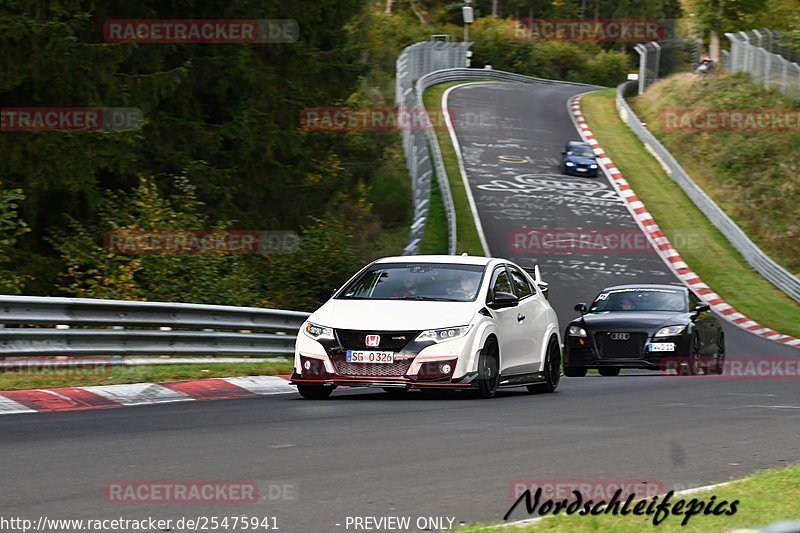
[[616, 80, 800, 304], [0, 295, 309, 357]]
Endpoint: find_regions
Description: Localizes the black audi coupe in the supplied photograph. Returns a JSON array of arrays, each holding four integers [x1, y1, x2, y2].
[[564, 284, 725, 376]]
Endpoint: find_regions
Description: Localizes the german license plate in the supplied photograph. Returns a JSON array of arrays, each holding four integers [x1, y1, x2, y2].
[[346, 350, 394, 363], [648, 343, 675, 352]]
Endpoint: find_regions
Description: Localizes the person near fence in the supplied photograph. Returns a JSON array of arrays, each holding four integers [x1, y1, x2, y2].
[[695, 55, 714, 77]]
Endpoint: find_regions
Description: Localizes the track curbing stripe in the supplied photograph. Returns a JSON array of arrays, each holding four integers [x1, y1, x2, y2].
[[569, 95, 800, 349]]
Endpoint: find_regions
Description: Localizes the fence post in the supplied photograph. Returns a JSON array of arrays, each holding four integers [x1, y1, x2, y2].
[[634, 44, 646, 95]]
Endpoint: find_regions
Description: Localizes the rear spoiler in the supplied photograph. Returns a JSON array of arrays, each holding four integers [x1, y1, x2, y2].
[[522, 264, 549, 300]]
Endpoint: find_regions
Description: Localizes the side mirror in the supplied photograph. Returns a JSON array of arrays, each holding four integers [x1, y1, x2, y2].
[[488, 291, 519, 309], [539, 284, 549, 300], [316, 289, 336, 304], [694, 302, 710, 313], [574, 302, 587, 315]]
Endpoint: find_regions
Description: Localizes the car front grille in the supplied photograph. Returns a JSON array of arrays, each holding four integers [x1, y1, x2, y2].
[[334, 329, 418, 352], [330, 329, 419, 377], [595, 332, 648, 359]]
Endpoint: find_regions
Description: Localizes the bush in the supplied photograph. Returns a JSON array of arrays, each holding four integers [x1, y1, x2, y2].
[[50, 176, 263, 307], [468, 18, 631, 86]]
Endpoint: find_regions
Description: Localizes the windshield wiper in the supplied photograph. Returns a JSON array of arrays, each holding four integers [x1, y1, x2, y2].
[[403, 296, 460, 302]]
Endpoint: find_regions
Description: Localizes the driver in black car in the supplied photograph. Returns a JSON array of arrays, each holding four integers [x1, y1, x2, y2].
[[617, 295, 636, 311]]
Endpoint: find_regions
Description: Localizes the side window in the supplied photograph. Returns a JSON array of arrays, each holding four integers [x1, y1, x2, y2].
[[508, 266, 534, 299], [688, 291, 699, 310], [486, 267, 513, 303]]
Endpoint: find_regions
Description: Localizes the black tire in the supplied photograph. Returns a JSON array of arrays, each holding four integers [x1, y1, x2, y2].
[[679, 333, 702, 376], [296, 384, 334, 400], [527, 336, 561, 393], [476, 337, 500, 399], [382, 387, 409, 397], [599, 367, 621, 377], [563, 365, 588, 377]]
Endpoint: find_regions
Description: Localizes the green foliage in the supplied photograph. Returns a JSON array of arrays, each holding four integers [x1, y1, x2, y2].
[[50, 176, 263, 306], [1, 0, 407, 300], [0, 186, 31, 294], [266, 216, 359, 311], [634, 72, 800, 274], [685, 0, 799, 41], [466, 17, 631, 86]]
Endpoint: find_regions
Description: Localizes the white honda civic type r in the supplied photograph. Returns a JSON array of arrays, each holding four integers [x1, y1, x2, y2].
[[290, 255, 562, 399]]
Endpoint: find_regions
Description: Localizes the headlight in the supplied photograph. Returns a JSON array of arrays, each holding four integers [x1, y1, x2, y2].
[[568, 325, 587, 337], [590, 164, 598, 168], [655, 325, 685, 337], [416, 325, 471, 343], [304, 322, 334, 340], [565, 161, 575, 167]]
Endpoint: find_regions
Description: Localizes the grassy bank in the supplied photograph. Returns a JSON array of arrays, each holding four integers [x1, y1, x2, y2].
[[632, 72, 800, 275], [420, 82, 485, 256], [459, 463, 800, 532], [0, 361, 293, 391], [580, 88, 800, 338]]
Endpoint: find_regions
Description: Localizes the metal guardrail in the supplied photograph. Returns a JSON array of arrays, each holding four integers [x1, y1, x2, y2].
[[0, 295, 310, 357], [396, 40, 471, 256], [617, 81, 800, 303]]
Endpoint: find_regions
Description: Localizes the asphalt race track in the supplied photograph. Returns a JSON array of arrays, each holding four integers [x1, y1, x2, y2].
[[445, 81, 800, 359], [2, 81, 798, 532]]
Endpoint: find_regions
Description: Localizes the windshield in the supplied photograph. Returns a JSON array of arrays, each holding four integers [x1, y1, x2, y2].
[[567, 145, 595, 158], [589, 288, 687, 312], [339, 263, 485, 302]]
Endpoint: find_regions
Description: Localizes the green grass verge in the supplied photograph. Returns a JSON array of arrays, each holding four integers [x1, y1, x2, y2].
[[633, 73, 800, 274], [580, 88, 800, 338], [457, 463, 800, 532], [419, 172, 448, 254], [0, 361, 293, 391], [419, 82, 485, 255]]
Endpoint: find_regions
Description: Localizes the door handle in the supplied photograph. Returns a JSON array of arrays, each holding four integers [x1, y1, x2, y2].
[[517, 313, 526, 322]]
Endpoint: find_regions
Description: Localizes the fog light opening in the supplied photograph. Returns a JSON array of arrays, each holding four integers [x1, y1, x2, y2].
[[441, 364, 452, 374]]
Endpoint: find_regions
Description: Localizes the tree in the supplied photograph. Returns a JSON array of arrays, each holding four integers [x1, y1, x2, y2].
[[50, 176, 263, 307], [687, 0, 764, 61], [0, 186, 30, 294]]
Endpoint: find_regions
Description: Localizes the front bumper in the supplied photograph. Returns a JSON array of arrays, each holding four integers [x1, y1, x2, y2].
[[564, 333, 689, 370], [290, 371, 479, 390], [293, 327, 480, 390], [562, 165, 599, 177]]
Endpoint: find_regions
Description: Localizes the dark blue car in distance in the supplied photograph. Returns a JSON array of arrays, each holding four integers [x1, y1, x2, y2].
[[560, 140, 599, 177]]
